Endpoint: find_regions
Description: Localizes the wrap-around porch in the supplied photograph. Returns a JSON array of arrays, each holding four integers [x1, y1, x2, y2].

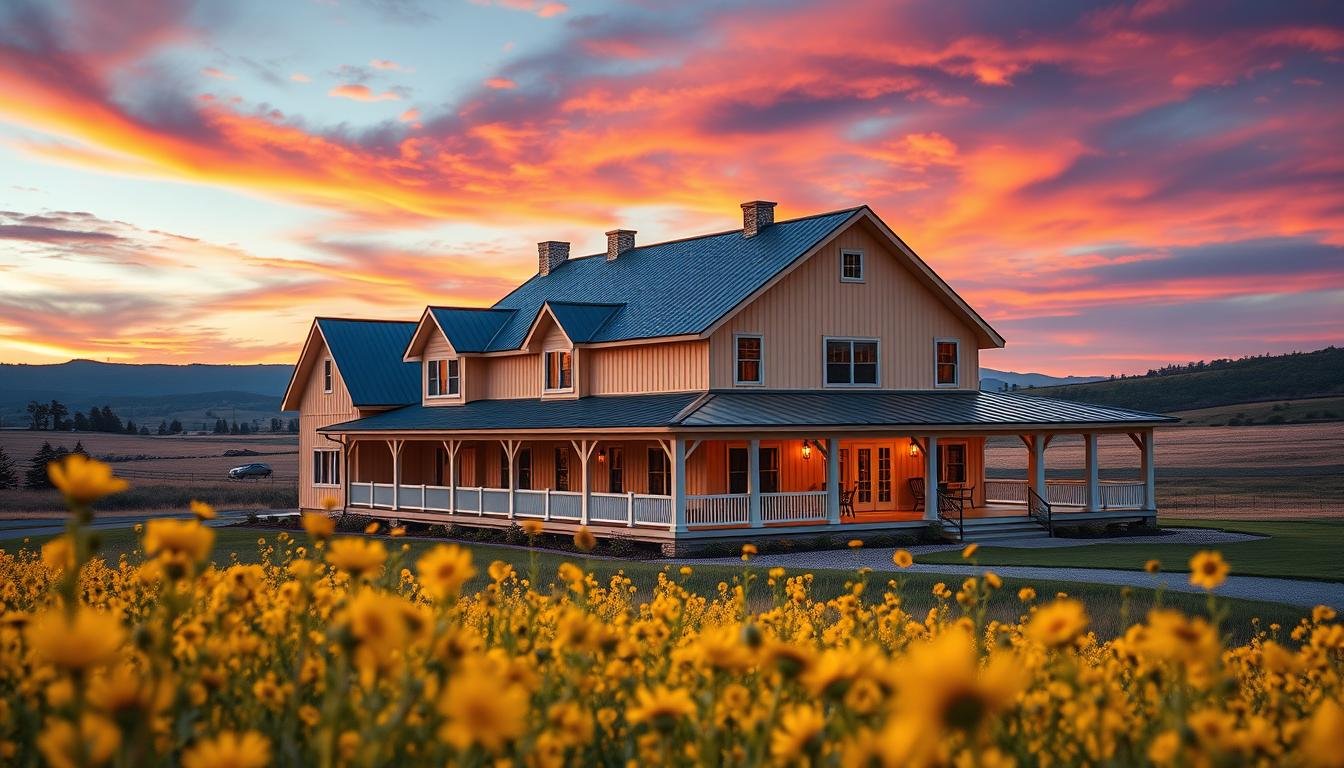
[[335, 428, 1158, 542]]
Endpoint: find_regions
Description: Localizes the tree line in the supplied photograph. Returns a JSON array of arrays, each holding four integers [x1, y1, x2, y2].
[[0, 441, 86, 490], [22, 399, 298, 435]]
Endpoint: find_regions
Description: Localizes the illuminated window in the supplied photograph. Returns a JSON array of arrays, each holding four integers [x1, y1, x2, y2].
[[544, 350, 573, 391], [935, 340, 959, 387], [734, 334, 763, 385]]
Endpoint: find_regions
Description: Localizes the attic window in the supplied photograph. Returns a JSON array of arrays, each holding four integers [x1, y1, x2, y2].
[[544, 350, 573, 392], [323, 359, 333, 393], [935, 340, 959, 387], [840, 250, 864, 282]]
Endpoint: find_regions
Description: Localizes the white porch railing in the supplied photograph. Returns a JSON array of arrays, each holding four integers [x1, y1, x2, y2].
[[346, 484, 675, 527], [984, 479, 1147, 510], [549, 491, 582, 520], [589, 492, 632, 524], [761, 491, 828, 523], [514, 489, 547, 518], [685, 494, 750, 526], [633, 494, 672, 526], [482, 489, 511, 516]]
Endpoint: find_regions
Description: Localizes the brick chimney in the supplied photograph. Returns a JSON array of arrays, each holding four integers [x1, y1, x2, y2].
[[741, 200, 776, 237], [605, 229, 636, 261], [537, 240, 570, 276]]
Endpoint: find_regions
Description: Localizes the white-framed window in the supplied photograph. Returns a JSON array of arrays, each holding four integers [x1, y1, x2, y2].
[[935, 339, 959, 387], [939, 442, 967, 484], [824, 337, 880, 387], [647, 448, 670, 496], [313, 449, 340, 486], [323, 359, 333, 393], [734, 333, 764, 385], [427, 358, 460, 397], [840, 249, 864, 282], [544, 349, 573, 392]]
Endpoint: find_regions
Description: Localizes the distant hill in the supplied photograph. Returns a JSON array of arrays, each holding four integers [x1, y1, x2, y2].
[[1025, 347, 1344, 414], [0, 360, 293, 431], [979, 368, 1106, 391]]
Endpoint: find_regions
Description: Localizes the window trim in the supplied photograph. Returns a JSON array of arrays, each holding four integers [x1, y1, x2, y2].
[[733, 333, 765, 387], [647, 448, 670, 496], [938, 441, 968, 485], [822, 336, 882, 388], [322, 359, 333, 393], [426, 358, 461, 399], [934, 338, 960, 388], [312, 449, 341, 487], [542, 348, 575, 393], [840, 249, 865, 283]]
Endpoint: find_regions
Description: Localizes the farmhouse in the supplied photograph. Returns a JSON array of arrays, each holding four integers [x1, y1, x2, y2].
[[281, 202, 1173, 548]]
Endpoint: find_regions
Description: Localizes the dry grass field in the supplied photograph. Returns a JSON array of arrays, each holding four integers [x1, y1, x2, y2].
[[0, 430, 298, 515], [989, 423, 1343, 519]]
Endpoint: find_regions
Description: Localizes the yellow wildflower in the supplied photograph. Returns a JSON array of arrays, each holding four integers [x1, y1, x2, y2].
[[47, 454, 128, 505], [190, 499, 217, 520], [143, 518, 215, 574], [521, 519, 544, 537], [325, 537, 387, 578], [892, 549, 914, 568], [37, 713, 120, 768], [418, 545, 477, 600], [26, 607, 124, 670], [1026, 599, 1089, 648], [181, 730, 271, 768], [771, 704, 827, 759], [1188, 551, 1229, 590], [628, 686, 697, 732], [573, 526, 597, 552], [301, 512, 336, 540], [41, 535, 75, 572]]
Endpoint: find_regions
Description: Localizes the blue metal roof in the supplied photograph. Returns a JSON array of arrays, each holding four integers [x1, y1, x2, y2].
[[427, 307, 515, 353], [317, 319, 421, 407], [319, 392, 702, 432], [319, 389, 1173, 433], [546, 302, 624, 343], [478, 208, 861, 350]]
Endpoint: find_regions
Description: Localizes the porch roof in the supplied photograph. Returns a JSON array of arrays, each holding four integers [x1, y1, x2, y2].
[[319, 389, 1174, 434]]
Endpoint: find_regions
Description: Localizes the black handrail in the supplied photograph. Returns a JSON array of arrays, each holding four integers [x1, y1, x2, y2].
[[1027, 486, 1053, 537], [937, 494, 965, 541]]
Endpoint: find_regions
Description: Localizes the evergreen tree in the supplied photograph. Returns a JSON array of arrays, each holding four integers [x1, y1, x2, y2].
[[169, 419, 183, 434], [72, 441, 87, 456], [270, 417, 282, 433], [100, 406, 120, 434], [25, 442, 58, 489], [287, 418, 299, 433], [0, 446, 17, 490], [157, 420, 168, 435], [139, 426, 151, 436], [125, 419, 138, 435], [73, 411, 89, 431], [48, 400, 68, 430], [87, 407, 103, 431], [214, 418, 229, 435], [230, 421, 240, 435]]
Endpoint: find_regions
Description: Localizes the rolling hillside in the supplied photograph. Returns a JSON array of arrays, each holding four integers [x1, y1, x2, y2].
[[1027, 347, 1344, 415]]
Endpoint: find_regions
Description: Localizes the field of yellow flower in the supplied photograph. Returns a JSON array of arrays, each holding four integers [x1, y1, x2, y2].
[[2, 455, 1343, 767]]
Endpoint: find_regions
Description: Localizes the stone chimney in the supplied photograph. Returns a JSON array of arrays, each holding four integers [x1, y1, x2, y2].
[[605, 229, 636, 261], [537, 240, 570, 276], [741, 200, 776, 237]]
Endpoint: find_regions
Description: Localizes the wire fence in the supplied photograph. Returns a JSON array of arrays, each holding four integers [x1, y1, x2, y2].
[[110, 468, 298, 484]]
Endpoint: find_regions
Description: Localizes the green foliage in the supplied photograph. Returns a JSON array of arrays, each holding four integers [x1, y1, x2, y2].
[[0, 446, 17, 489], [1030, 347, 1343, 413]]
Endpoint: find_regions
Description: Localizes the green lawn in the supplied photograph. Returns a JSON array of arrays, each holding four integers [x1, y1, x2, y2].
[[7, 525, 1313, 643], [918, 519, 1344, 581]]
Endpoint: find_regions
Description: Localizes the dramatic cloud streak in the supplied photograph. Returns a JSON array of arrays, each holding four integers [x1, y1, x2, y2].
[[0, 0, 1340, 370]]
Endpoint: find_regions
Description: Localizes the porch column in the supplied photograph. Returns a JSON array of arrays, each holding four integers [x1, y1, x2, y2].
[[1083, 433, 1101, 511], [501, 439, 520, 519], [748, 437, 762, 528], [572, 439, 596, 525], [1141, 429, 1156, 511], [923, 435, 939, 521], [825, 437, 840, 524], [1030, 434, 1048, 502], [443, 440, 460, 515], [671, 438, 687, 534], [388, 439, 404, 512]]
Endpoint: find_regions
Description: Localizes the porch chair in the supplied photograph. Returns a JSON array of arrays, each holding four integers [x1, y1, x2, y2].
[[839, 488, 856, 518], [907, 478, 925, 512]]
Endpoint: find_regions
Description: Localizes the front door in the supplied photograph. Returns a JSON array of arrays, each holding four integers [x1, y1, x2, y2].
[[849, 442, 895, 512]]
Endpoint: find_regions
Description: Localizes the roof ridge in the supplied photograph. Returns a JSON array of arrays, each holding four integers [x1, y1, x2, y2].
[[428, 305, 515, 314], [315, 316, 417, 324]]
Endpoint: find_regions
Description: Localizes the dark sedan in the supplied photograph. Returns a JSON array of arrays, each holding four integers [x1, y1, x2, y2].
[[227, 462, 273, 480]]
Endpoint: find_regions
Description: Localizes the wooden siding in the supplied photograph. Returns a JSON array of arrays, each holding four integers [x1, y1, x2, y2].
[[421, 334, 460, 407], [708, 221, 981, 390], [297, 338, 359, 512], [586, 340, 709, 396]]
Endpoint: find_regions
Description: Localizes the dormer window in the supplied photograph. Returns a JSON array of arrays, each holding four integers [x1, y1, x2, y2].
[[427, 359, 460, 397], [323, 359, 333, 393], [544, 349, 573, 392], [734, 334, 763, 386], [840, 249, 864, 282]]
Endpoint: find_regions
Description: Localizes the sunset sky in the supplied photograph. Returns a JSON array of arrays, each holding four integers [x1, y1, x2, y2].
[[1, 0, 1341, 375]]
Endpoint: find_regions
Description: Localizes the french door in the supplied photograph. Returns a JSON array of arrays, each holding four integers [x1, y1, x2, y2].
[[849, 443, 894, 512]]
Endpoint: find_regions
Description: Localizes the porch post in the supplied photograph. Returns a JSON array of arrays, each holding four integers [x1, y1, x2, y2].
[[825, 437, 840, 524], [443, 440, 459, 515], [923, 435, 939, 521], [671, 438, 687, 534], [388, 439, 404, 512], [573, 439, 594, 525], [748, 437, 762, 527], [501, 439, 519, 520], [1141, 429, 1156, 511], [1029, 434, 1048, 503], [1083, 433, 1101, 511]]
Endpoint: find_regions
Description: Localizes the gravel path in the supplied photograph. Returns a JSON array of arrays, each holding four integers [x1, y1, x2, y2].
[[669, 546, 1344, 610], [955, 528, 1263, 549]]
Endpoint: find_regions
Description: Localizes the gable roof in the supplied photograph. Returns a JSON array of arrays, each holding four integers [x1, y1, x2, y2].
[[280, 318, 420, 410], [427, 307, 515, 353], [546, 301, 624, 343]]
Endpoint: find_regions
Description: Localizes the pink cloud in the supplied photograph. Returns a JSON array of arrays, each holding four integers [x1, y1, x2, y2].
[[328, 84, 402, 102], [485, 77, 517, 90]]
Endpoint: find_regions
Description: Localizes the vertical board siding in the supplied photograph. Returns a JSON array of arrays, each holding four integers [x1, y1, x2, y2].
[[709, 221, 981, 390], [421, 335, 458, 407], [586, 340, 709, 395], [298, 338, 359, 511]]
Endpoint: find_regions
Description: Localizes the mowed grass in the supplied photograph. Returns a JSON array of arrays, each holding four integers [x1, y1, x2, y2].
[[918, 519, 1344, 581], [13, 525, 1310, 644]]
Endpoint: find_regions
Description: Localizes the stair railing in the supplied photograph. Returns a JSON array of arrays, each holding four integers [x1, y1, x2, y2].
[[937, 494, 965, 542], [1027, 486, 1054, 537]]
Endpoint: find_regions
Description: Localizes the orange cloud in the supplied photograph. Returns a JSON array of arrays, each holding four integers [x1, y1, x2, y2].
[[484, 77, 516, 90], [328, 84, 402, 102]]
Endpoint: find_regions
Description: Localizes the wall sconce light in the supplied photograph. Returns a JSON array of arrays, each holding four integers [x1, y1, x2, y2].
[[801, 441, 812, 461], [597, 449, 606, 463], [908, 442, 920, 457]]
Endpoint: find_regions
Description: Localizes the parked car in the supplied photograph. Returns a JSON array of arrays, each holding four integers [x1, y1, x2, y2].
[[228, 463, 273, 480]]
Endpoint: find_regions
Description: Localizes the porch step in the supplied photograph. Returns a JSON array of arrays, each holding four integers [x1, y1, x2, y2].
[[947, 516, 1052, 543]]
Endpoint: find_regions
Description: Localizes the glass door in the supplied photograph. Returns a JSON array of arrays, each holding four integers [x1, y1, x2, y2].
[[854, 446, 875, 512]]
